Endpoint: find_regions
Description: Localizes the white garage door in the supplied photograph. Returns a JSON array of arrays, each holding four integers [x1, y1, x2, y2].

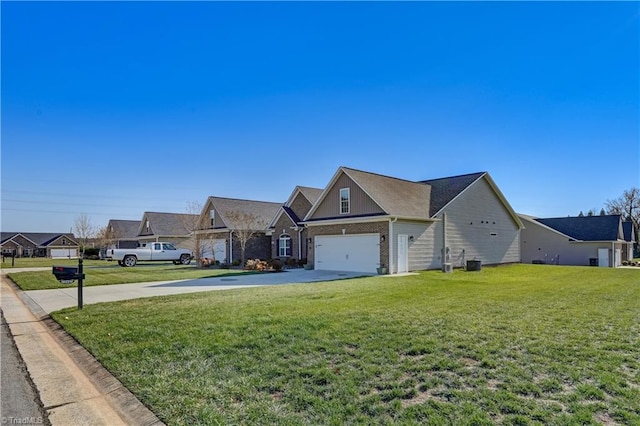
[[51, 249, 78, 259], [202, 239, 227, 262], [315, 234, 380, 273]]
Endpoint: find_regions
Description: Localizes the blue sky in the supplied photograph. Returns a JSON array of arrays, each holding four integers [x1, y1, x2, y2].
[[2, 1, 638, 233]]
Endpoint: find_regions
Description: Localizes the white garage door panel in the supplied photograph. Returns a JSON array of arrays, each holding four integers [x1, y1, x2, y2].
[[51, 249, 78, 258], [315, 234, 379, 273], [202, 239, 227, 262]]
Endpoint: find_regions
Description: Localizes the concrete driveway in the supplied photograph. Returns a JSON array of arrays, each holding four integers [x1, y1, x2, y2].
[[25, 269, 372, 314]]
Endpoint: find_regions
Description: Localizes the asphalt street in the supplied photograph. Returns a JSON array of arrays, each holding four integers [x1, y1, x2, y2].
[[0, 311, 49, 426]]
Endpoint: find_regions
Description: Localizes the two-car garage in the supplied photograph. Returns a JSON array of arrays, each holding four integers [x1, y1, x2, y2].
[[314, 234, 380, 274]]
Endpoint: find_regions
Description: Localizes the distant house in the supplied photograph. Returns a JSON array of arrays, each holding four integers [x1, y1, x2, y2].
[[136, 212, 198, 249], [303, 167, 523, 274], [268, 186, 323, 263], [196, 197, 282, 263], [519, 214, 629, 267], [1, 232, 80, 258], [105, 219, 141, 249]]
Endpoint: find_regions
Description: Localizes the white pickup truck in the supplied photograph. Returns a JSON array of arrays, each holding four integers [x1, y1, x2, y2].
[[106, 242, 193, 267]]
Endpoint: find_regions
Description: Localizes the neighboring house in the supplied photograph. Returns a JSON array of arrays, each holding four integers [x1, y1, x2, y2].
[[137, 212, 198, 248], [268, 186, 323, 263], [1, 232, 80, 258], [196, 197, 282, 263], [303, 167, 523, 274], [105, 219, 141, 249], [519, 214, 628, 267], [622, 221, 637, 261]]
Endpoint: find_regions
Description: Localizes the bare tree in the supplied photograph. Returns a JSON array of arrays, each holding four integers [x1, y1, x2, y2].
[[606, 187, 640, 228], [74, 213, 95, 256], [95, 225, 118, 250], [179, 201, 207, 267], [226, 211, 268, 264]]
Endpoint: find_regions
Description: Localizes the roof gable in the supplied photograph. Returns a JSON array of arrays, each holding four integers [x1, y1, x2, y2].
[[203, 197, 282, 231], [108, 220, 141, 239], [535, 215, 623, 241], [1, 232, 78, 246], [305, 167, 431, 221], [138, 212, 197, 237], [419, 172, 485, 217]]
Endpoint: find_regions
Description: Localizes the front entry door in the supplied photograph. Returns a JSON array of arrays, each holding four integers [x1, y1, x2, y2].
[[598, 248, 609, 267], [398, 234, 409, 273]]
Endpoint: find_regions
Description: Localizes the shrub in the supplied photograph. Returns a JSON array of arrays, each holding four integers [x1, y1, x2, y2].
[[244, 259, 269, 271], [298, 258, 308, 266], [286, 258, 297, 268], [83, 248, 100, 258], [268, 259, 282, 272], [232, 259, 241, 267]]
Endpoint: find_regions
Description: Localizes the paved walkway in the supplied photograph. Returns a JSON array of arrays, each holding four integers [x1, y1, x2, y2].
[[25, 269, 370, 314]]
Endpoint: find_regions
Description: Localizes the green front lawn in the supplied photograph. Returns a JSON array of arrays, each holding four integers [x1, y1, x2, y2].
[[8, 264, 248, 291], [52, 265, 640, 425], [1, 257, 106, 269]]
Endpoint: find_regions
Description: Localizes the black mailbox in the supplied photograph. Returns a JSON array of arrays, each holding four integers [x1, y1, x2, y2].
[[52, 266, 79, 282]]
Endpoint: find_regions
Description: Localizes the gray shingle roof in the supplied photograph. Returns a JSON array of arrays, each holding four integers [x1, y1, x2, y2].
[[108, 220, 141, 239], [535, 215, 623, 241], [139, 212, 198, 236], [1, 232, 77, 246], [207, 197, 282, 230], [342, 167, 432, 220], [298, 186, 323, 205], [419, 172, 485, 217], [623, 221, 636, 242]]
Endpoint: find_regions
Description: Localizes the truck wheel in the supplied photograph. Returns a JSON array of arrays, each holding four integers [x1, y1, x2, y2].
[[123, 255, 137, 267], [179, 254, 191, 265]]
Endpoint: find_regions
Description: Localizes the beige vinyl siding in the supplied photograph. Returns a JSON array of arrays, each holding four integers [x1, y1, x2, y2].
[[392, 221, 438, 273], [437, 178, 520, 266], [521, 220, 623, 266], [309, 173, 385, 219]]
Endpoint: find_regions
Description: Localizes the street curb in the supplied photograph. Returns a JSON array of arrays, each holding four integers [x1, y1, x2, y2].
[[3, 276, 165, 426]]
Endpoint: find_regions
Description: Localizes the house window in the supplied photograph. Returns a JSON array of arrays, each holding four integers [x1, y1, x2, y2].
[[62, 238, 67, 245], [279, 235, 292, 257], [146, 220, 150, 232], [340, 188, 350, 214], [210, 210, 215, 227]]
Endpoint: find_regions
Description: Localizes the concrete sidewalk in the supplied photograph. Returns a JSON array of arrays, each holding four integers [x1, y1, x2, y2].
[[1, 267, 369, 425], [1, 273, 164, 426], [26, 269, 370, 314]]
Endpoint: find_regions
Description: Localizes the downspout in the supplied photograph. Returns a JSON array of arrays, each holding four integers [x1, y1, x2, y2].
[[229, 231, 233, 264], [297, 227, 304, 260], [611, 241, 615, 268], [389, 217, 398, 274]]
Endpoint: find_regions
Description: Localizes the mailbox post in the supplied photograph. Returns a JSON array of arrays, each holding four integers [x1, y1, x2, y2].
[[52, 258, 85, 309]]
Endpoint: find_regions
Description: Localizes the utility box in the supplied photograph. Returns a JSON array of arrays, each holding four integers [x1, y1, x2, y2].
[[466, 260, 482, 271], [442, 263, 453, 273]]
